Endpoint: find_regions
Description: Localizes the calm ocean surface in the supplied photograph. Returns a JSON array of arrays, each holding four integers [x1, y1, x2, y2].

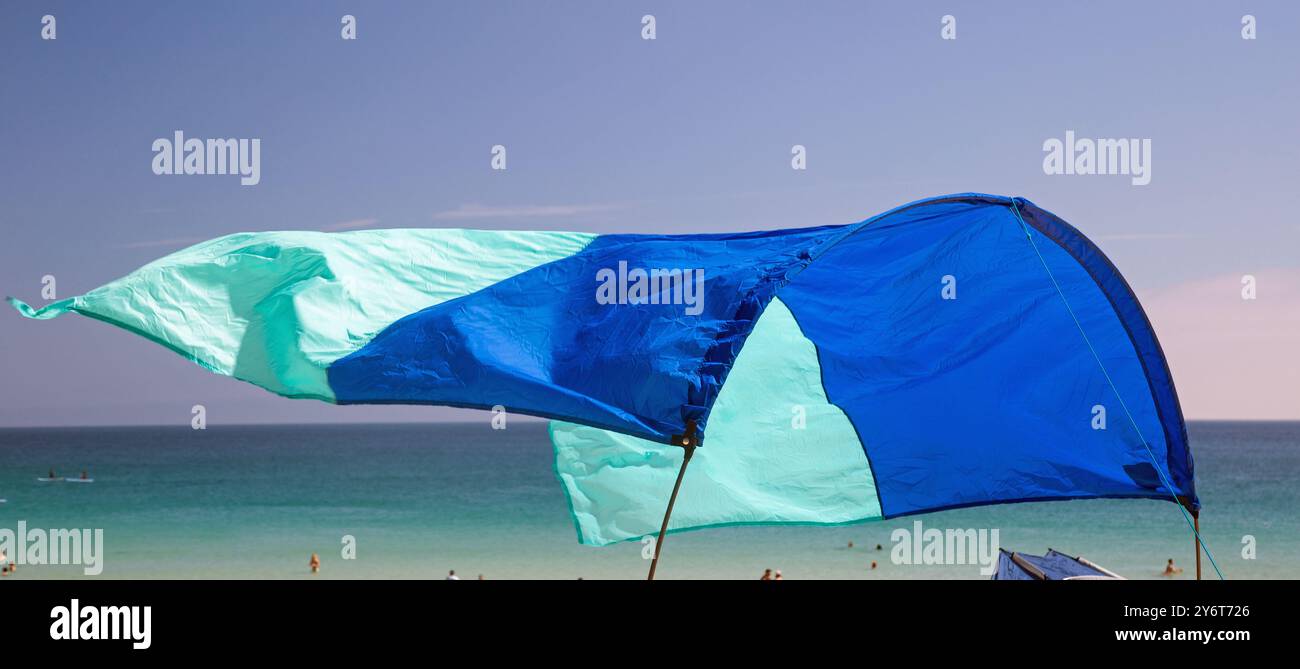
[[0, 421, 1294, 580]]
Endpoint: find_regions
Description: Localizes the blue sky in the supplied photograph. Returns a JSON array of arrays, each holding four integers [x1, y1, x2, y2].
[[2, 1, 1297, 425]]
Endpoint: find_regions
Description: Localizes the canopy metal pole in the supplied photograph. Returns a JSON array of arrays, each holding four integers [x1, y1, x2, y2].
[[647, 420, 697, 581], [1178, 496, 1202, 581], [1194, 514, 1202, 581]]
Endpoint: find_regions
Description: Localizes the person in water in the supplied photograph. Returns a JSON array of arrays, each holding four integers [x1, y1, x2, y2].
[[446, 570, 460, 580], [760, 568, 773, 581], [1161, 558, 1183, 577], [309, 553, 320, 574]]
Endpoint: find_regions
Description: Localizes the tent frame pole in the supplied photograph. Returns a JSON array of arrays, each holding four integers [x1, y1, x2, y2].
[[647, 420, 698, 581], [1194, 513, 1202, 581], [1179, 496, 1202, 581]]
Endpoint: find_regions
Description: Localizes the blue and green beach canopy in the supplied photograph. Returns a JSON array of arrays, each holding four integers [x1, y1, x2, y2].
[[9, 194, 1196, 546]]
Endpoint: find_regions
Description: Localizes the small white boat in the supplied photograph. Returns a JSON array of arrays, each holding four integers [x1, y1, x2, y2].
[[36, 477, 62, 482], [65, 478, 94, 484]]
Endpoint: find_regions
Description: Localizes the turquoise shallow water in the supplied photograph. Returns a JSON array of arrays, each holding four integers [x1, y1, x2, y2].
[[0, 421, 1295, 580]]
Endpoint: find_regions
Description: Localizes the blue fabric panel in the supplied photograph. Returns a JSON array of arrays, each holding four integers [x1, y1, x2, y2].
[[777, 195, 1196, 516], [328, 226, 842, 442], [1014, 199, 1195, 506]]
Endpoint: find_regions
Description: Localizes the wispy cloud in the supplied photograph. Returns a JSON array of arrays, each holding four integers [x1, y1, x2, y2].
[[324, 217, 380, 231], [431, 203, 621, 221]]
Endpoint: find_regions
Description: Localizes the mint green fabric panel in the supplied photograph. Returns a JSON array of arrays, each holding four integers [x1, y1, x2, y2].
[[552, 297, 882, 546], [8, 229, 596, 400]]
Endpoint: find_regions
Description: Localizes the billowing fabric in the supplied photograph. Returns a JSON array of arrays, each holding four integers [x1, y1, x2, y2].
[[8, 194, 1196, 546], [9, 229, 596, 401], [554, 298, 880, 545], [328, 226, 843, 440], [776, 196, 1188, 518]]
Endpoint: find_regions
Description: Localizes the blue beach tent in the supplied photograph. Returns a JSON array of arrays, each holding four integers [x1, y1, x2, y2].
[[9, 193, 1209, 577]]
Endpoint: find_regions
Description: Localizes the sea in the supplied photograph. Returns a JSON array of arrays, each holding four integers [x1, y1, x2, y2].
[[0, 421, 1294, 580]]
